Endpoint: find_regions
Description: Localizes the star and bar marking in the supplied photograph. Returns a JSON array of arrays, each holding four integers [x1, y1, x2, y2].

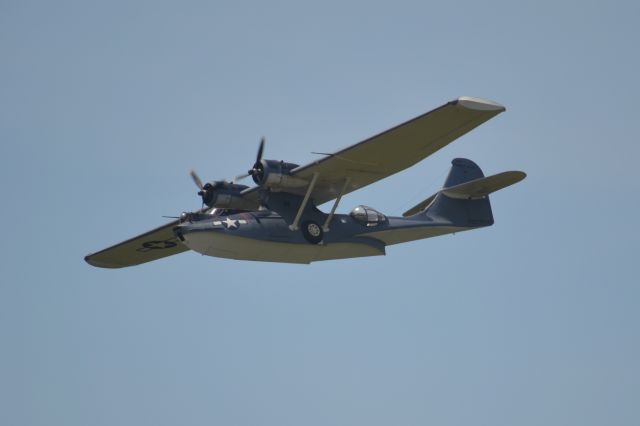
[[213, 218, 248, 229]]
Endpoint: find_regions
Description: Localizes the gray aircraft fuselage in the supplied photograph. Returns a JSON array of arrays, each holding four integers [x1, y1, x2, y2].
[[174, 192, 492, 264]]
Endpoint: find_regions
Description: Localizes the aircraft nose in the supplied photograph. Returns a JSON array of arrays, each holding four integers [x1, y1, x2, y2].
[[173, 223, 204, 241]]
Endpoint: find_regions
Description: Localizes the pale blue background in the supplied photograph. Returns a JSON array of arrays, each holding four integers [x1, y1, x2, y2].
[[2, 1, 639, 425]]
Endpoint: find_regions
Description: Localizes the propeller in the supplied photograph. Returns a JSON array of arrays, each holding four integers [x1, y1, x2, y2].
[[233, 171, 250, 183], [190, 169, 204, 190], [235, 137, 265, 183], [190, 169, 217, 208], [190, 137, 265, 205], [255, 137, 265, 166]]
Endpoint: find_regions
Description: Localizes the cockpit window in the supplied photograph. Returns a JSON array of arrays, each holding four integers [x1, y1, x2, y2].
[[350, 205, 387, 227]]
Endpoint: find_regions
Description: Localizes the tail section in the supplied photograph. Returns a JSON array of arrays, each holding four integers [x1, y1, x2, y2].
[[403, 158, 525, 227], [443, 158, 485, 188], [426, 158, 494, 226]]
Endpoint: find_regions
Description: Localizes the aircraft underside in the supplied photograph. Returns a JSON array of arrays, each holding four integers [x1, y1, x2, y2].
[[175, 210, 475, 264]]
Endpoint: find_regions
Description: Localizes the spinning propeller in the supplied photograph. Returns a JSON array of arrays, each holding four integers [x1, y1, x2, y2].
[[189, 170, 204, 191], [189, 138, 266, 209], [233, 137, 265, 184], [189, 169, 219, 208]]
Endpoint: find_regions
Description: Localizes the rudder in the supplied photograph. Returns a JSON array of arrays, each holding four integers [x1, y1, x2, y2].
[[443, 158, 485, 188]]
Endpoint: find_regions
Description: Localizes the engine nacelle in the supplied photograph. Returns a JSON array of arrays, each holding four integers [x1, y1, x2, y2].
[[251, 159, 308, 190], [199, 181, 259, 210], [210, 192, 257, 210]]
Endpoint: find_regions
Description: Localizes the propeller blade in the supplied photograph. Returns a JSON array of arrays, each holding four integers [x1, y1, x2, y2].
[[247, 137, 266, 178], [256, 137, 265, 164], [233, 172, 251, 183], [190, 170, 204, 190]]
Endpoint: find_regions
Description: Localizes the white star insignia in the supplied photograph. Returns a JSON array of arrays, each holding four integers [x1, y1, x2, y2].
[[223, 217, 238, 229]]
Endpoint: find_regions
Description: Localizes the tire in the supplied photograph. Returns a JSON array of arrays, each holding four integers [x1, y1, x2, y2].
[[301, 220, 323, 244]]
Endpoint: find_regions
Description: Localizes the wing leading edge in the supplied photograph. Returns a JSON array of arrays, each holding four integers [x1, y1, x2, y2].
[[275, 96, 506, 205]]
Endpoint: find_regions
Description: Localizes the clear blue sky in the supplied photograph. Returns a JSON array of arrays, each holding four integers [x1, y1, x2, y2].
[[2, 1, 639, 425]]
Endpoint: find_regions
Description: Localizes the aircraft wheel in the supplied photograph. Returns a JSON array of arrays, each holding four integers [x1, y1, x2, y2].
[[302, 220, 323, 244]]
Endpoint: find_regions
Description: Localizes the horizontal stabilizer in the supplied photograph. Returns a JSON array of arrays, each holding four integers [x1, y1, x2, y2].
[[403, 170, 526, 217], [442, 171, 526, 199], [402, 194, 437, 218]]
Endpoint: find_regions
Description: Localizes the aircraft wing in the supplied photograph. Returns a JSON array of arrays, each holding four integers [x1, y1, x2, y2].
[[282, 96, 506, 205], [85, 219, 188, 268]]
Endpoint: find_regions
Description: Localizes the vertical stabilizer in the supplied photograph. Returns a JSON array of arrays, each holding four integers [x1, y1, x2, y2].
[[443, 158, 485, 187], [412, 158, 494, 227]]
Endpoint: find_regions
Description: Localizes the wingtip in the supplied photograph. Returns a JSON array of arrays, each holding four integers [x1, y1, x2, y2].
[[84, 254, 124, 269], [455, 96, 506, 112], [514, 170, 527, 181]]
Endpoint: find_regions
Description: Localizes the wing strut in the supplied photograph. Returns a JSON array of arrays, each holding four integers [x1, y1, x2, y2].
[[322, 177, 351, 232], [289, 172, 319, 231]]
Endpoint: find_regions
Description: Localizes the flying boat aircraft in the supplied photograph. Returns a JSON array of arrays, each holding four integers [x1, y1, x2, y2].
[[85, 96, 525, 267]]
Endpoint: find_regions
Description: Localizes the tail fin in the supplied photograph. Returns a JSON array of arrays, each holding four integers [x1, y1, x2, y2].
[[403, 159, 525, 226], [443, 157, 485, 188]]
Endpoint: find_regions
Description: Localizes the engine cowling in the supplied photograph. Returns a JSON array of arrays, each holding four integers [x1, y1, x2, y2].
[[198, 181, 258, 210], [250, 159, 308, 190]]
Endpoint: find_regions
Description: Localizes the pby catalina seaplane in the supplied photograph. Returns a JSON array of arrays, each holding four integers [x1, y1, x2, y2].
[[85, 96, 525, 268]]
